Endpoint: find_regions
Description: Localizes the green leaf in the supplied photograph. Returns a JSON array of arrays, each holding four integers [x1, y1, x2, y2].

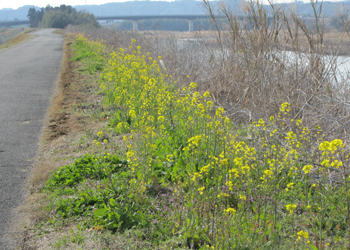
[[94, 208, 107, 218], [116, 110, 121, 120], [108, 222, 119, 230], [327, 85, 332, 98], [109, 198, 117, 207], [309, 244, 319, 250]]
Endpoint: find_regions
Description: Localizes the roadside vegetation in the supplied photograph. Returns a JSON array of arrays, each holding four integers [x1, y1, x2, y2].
[[21, 0, 350, 249]]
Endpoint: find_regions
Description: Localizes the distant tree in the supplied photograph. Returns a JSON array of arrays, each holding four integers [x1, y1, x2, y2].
[[28, 4, 100, 29], [45, 4, 53, 12], [27, 7, 45, 27], [27, 7, 39, 27], [331, 4, 350, 31], [37, 8, 45, 24]]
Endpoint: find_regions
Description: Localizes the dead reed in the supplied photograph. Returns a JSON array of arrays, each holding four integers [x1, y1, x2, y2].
[[67, 0, 350, 145]]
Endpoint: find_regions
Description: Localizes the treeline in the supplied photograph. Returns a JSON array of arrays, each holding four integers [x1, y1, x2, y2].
[[114, 19, 216, 32], [27, 5, 99, 28]]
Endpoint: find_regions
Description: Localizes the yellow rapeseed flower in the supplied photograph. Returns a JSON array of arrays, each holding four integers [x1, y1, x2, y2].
[[297, 230, 309, 239], [158, 116, 165, 123], [189, 82, 197, 88], [224, 208, 236, 216], [286, 204, 297, 214], [303, 165, 313, 174]]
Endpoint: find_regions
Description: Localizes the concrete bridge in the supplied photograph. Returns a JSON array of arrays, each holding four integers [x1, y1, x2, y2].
[[0, 14, 215, 32], [96, 15, 212, 32], [0, 20, 30, 27]]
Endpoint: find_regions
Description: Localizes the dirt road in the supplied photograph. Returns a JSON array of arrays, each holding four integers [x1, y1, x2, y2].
[[0, 29, 63, 249]]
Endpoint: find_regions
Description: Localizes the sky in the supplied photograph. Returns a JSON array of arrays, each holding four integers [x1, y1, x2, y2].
[[0, 0, 345, 10], [0, 0, 132, 10]]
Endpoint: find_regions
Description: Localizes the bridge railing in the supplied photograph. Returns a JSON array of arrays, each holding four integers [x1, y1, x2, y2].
[[0, 20, 30, 27]]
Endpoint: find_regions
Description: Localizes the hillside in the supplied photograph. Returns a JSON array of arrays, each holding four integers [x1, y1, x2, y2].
[[0, 1, 207, 21], [0, 5, 37, 21]]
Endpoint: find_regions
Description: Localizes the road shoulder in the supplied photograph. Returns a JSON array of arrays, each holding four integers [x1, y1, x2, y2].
[[13, 33, 75, 250], [15, 32, 109, 250]]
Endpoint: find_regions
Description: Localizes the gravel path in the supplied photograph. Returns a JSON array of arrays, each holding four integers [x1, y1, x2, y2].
[[0, 29, 63, 249]]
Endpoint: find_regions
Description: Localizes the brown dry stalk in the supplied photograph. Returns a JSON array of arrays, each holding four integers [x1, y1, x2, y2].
[[66, 0, 350, 146]]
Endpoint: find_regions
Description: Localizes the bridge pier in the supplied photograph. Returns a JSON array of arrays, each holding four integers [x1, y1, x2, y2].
[[132, 21, 138, 33], [188, 20, 194, 33]]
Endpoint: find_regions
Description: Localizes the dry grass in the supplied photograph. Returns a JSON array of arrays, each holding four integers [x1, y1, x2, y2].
[[0, 29, 36, 51], [66, 0, 350, 146], [321, 30, 350, 55], [52, 29, 65, 36]]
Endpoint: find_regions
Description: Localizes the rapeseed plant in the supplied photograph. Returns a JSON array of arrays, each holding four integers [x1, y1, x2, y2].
[[48, 35, 350, 249]]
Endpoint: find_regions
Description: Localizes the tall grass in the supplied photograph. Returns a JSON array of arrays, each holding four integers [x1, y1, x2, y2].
[[67, 0, 350, 143]]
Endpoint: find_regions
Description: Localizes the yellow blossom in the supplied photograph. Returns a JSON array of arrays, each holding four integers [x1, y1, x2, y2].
[[158, 116, 165, 123], [224, 208, 236, 216], [286, 204, 297, 214], [297, 230, 309, 239], [303, 165, 313, 174]]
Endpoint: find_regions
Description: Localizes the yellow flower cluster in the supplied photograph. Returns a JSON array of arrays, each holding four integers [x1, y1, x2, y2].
[[286, 204, 297, 214], [297, 230, 309, 239], [75, 36, 350, 246], [224, 207, 236, 216], [302, 165, 313, 174], [319, 139, 344, 152], [280, 102, 290, 114], [319, 139, 344, 170], [296, 230, 309, 243]]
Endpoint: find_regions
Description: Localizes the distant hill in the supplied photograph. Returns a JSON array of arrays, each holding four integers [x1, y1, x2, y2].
[[0, 1, 209, 21], [265, 1, 350, 17], [0, 0, 348, 22], [0, 5, 40, 21], [73, 1, 206, 16]]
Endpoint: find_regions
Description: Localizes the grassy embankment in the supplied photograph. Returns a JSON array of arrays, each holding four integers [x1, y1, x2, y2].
[[0, 28, 35, 50], [18, 30, 350, 249]]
